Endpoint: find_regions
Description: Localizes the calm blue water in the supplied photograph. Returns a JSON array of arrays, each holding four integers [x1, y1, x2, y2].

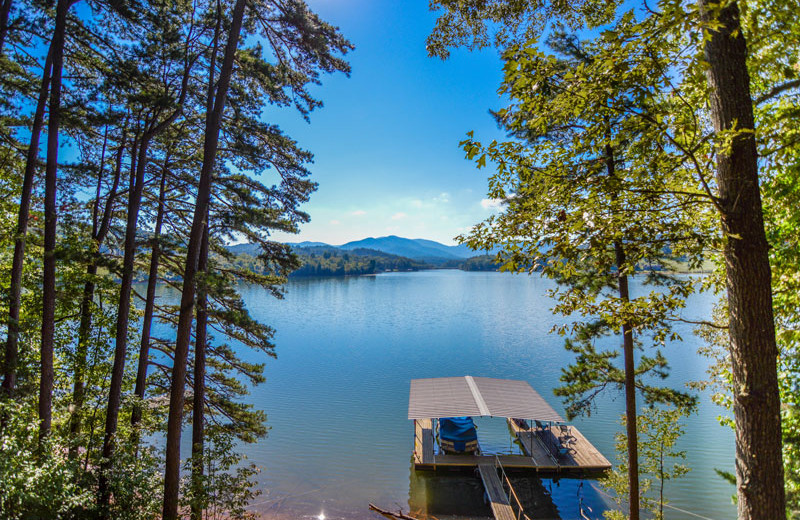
[[177, 270, 736, 520]]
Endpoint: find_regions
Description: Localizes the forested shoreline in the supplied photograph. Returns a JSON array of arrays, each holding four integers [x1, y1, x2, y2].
[[224, 247, 501, 277], [0, 0, 350, 518]]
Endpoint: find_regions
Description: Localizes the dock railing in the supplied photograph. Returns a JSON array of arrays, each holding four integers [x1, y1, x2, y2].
[[494, 455, 533, 520]]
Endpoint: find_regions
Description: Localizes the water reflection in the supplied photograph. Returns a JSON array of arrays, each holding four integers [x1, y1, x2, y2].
[[408, 466, 609, 520]]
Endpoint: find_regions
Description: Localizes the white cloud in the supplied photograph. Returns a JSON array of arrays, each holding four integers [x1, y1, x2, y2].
[[391, 212, 407, 220], [434, 192, 450, 203], [481, 198, 504, 210], [350, 210, 366, 216], [410, 199, 424, 208], [329, 219, 341, 225]]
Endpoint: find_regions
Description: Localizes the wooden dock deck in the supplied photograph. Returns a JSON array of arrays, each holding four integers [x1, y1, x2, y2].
[[508, 419, 611, 472], [414, 418, 435, 465], [477, 463, 516, 520], [413, 418, 610, 474]]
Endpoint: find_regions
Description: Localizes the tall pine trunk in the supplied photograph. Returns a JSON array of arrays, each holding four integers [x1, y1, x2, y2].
[[606, 142, 639, 520], [1, 48, 52, 402], [97, 131, 150, 516], [698, 1, 786, 518], [99, 46, 192, 514], [162, 0, 246, 516], [131, 154, 171, 427], [616, 243, 639, 520], [40, 0, 73, 441], [190, 219, 210, 520], [0, 0, 12, 54]]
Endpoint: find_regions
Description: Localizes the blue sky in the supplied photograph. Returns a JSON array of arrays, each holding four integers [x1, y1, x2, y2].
[[267, 0, 508, 246]]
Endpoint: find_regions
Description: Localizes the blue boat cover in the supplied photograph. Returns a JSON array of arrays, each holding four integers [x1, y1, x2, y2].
[[439, 417, 477, 442]]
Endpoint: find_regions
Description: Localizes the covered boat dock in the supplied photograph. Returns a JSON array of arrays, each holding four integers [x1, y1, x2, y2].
[[409, 376, 611, 474]]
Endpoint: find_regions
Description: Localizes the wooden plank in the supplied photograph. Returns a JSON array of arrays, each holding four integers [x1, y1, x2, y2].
[[508, 418, 559, 467], [567, 426, 611, 468], [477, 463, 516, 520], [416, 418, 435, 465]]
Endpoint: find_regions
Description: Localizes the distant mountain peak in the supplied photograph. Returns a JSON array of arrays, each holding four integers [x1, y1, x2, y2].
[[338, 236, 476, 262]]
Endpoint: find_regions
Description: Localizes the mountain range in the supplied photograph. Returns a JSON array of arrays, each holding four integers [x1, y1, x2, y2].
[[229, 235, 494, 263]]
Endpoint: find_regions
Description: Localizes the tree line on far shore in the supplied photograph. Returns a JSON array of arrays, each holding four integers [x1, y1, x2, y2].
[[226, 246, 502, 277]]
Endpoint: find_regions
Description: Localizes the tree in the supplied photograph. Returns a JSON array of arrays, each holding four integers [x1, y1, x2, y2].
[[429, 1, 788, 517], [161, 0, 247, 515], [161, 0, 351, 515], [1, 0, 349, 516], [40, 0, 79, 441], [694, 0, 800, 514], [603, 406, 690, 520], [696, 1, 785, 517], [1, 47, 51, 403], [457, 24, 700, 518], [98, 2, 199, 511]]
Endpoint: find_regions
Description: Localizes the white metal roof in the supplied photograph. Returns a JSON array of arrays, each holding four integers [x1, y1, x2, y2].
[[408, 376, 565, 422]]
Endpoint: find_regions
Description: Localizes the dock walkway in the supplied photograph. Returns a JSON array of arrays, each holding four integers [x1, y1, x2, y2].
[[477, 463, 516, 520]]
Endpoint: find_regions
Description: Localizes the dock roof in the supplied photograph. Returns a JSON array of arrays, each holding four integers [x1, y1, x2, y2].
[[408, 376, 565, 422]]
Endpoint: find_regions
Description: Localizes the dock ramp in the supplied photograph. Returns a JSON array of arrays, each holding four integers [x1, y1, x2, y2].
[[477, 461, 531, 520]]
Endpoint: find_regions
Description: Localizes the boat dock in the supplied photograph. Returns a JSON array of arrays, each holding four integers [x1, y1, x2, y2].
[[409, 377, 611, 474], [413, 418, 609, 473]]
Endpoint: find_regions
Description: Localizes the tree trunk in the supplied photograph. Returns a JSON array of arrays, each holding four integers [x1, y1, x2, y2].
[[99, 31, 192, 511], [616, 245, 639, 520], [131, 154, 171, 427], [190, 219, 210, 520], [39, 0, 72, 442], [698, 1, 786, 518], [68, 132, 125, 460], [98, 131, 150, 516], [0, 0, 12, 54], [606, 142, 640, 520], [1, 48, 52, 403], [162, 0, 246, 516]]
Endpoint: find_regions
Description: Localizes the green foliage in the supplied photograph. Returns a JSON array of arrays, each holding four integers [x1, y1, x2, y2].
[[433, 0, 800, 512], [426, 0, 620, 59], [602, 406, 691, 520], [291, 247, 427, 276], [0, 401, 94, 519], [459, 26, 702, 418], [224, 246, 427, 277], [185, 430, 261, 520]]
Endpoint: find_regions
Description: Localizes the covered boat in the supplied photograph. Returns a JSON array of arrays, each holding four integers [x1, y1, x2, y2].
[[438, 416, 478, 453]]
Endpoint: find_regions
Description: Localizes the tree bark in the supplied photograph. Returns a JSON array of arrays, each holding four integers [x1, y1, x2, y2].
[[1, 48, 52, 403], [0, 0, 12, 54], [616, 243, 639, 520], [131, 153, 170, 428], [606, 142, 639, 520], [162, 0, 246, 516], [190, 219, 210, 520], [99, 31, 193, 515], [698, 1, 786, 518], [97, 131, 149, 516], [39, 0, 73, 441]]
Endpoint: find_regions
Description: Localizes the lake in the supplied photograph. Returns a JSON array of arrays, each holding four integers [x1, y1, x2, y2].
[[198, 270, 735, 520]]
